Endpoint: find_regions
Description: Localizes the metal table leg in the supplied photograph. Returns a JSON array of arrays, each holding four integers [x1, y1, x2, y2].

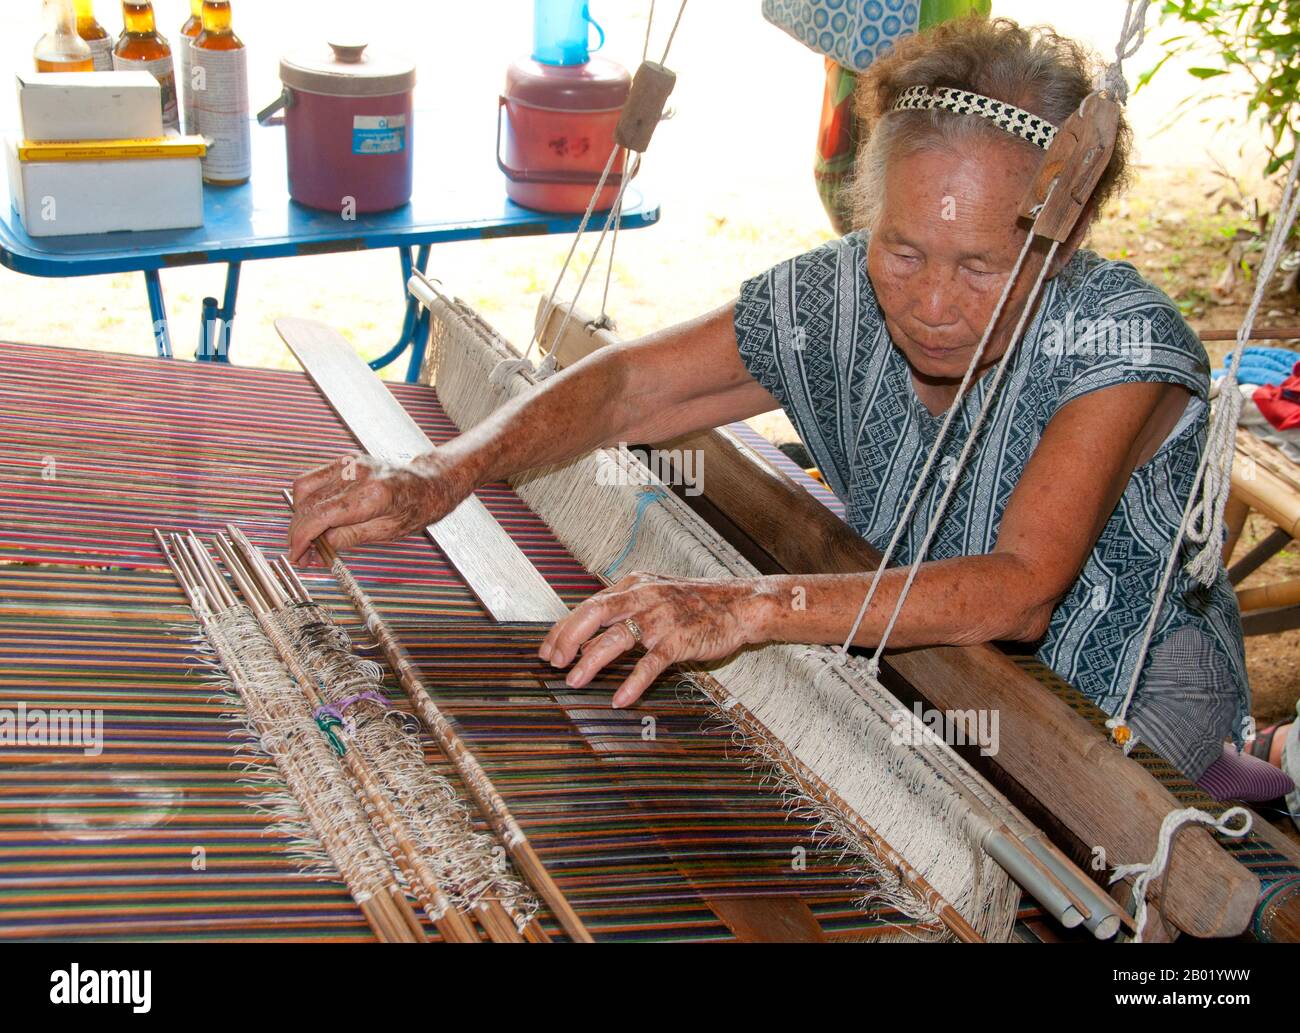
[[198, 262, 241, 362], [368, 245, 432, 381], [144, 269, 173, 358], [217, 261, 241, 361], [404, 245, 433, 383]]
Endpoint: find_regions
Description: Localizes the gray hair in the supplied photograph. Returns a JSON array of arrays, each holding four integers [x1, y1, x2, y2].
[[848, 17, 1131, 232]]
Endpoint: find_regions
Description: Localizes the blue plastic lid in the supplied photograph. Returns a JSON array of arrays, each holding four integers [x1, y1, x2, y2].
[[532, 0, 605, 66]]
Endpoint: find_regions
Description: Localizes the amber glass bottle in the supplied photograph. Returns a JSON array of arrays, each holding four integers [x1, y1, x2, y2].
[[193, 1, 250, 185], [178, 0, 202, 133], [34, 0, 95, 72], [113, 1, 179, 132], [74, 0, 114, 70]]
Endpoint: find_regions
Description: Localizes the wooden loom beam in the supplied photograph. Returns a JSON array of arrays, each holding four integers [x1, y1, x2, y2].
[[535, 299, 1267, 941], [276, 317, 569, 625]]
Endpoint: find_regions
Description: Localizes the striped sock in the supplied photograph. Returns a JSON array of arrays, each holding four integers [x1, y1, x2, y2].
[[1195, 745, 1296, 803]]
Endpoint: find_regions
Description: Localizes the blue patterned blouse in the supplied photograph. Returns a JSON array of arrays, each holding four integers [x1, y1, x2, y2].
[[733, 232, 1249, 759]]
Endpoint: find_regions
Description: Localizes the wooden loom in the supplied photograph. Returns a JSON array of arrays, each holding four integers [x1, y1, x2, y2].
[[0, 338, 1038, 942], [3, 298, 1298, 940]]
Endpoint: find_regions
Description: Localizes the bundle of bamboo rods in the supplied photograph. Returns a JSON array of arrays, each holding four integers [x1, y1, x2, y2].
[[160, 527, 545, 943], [155, 530, 427, 943], [209, 527, 499, 942], [219, 525, 544, 943], [282, 490, 595, 943]]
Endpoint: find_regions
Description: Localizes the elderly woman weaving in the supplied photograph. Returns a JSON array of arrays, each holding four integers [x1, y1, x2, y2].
[[289, 19, 1274, 795]]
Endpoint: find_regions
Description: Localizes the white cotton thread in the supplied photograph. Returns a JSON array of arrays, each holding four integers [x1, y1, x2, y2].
[[1099, 0, 1152, 105]]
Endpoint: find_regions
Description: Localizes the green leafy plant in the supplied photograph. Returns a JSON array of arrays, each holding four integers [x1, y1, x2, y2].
[[1141, 2, 1300, 294], [1143, 0, 1299, 173]]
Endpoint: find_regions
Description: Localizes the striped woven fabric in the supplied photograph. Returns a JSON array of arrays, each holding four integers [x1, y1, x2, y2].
[[0, 340, 1053, 941]]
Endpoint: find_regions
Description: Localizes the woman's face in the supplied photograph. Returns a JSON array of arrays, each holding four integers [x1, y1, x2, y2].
[[866, 140, 1046, 385]]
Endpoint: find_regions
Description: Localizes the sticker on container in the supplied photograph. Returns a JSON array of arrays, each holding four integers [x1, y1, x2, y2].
[[87, 37, 115, 72], [112, 53, 180, 133], [193, 45, 251, 184], [179, 38, 197, 134], [353, 115, 406, 156]]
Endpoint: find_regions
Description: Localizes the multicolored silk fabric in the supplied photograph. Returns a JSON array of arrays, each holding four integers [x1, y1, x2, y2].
[[0, 339, 991, 942]]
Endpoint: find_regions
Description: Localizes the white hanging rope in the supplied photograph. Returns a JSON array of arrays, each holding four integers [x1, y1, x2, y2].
[[536, 154, 639, 378], [643, 0, 656, 64], [519, 142, 623, 369], [1106, 155, 1300, 744], [1185, 160, 1300, 581], [513, 0, 688, 381], [598, 175, 626, 326], [659, 0, 688, 64], [1108, 806, 1251, 941], [866, 241, 1061, 673], [839, 198, 1049, 656], [1101, 0, 1152, 103]]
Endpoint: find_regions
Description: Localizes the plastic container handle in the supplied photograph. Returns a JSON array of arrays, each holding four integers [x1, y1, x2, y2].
[[584, 4, 605, 53], [256, 88, 293, 127], [496, 95, 628, 187]]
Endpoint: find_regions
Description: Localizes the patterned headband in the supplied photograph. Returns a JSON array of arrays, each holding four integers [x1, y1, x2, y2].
[[890, 85, 1058, 150]]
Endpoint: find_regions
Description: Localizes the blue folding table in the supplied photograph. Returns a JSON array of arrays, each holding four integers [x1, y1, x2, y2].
[[0, 118, 659, 382]]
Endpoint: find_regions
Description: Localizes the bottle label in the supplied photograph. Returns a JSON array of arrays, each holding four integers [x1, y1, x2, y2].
[[193, 46, 251, 182], [113, 54, 180, 133], [179, 38, 197, 135], [352, 116, 406, 156], [87, 37, 115, 72]]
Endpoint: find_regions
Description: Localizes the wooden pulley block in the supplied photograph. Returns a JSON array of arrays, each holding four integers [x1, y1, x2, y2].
[[1018, 91, 1121, 242], [615, 60, 677, 153]]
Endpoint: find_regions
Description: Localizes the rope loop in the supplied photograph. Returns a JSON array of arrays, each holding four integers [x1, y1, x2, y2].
[[1108, 805, 1251, 941]]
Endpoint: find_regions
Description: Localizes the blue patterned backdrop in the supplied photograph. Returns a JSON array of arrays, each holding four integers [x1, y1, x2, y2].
[[762, 0, 921, 70]]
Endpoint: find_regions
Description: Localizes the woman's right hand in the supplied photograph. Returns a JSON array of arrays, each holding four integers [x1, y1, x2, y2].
[[286, 448, 476, 566]]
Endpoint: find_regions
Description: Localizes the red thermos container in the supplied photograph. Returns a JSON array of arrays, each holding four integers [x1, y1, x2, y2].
[[258, 41, 416, 213], [498, 56, 631, 213]]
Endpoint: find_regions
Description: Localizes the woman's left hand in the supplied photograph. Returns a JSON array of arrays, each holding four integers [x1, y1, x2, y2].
[[539, 572, 774, 708]]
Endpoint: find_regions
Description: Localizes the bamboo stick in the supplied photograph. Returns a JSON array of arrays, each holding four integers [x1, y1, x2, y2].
[[241, 532, 530, 945], [182, 533, 425, 945], [283, 489, 593, 943], [212, 529, 482, 943], [1222, 495, 1250, 565], [216, 532, 488, 941], [186, 532, 425, 944], [1237, 576, 1300, 612], [155, 530, 417, 943], [263, 543, 532, 943]]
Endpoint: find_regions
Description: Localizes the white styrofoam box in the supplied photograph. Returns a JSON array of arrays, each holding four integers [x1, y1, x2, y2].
[[6, 137, 203, 238], [16, 71, 164, 142]]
